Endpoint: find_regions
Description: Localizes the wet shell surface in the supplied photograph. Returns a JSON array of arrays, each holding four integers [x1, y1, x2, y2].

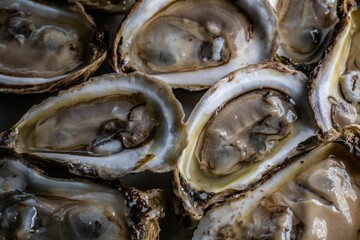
[[0, 72, 187, 179], [172, 62, 318, 227], [310, 6, 360, 133], [270, 0, 339, 65], [0, 0, 107, 93], [194, 125, 360, 239], [111, 0, 278, 89], [0, 158, 166, 240], [1, 1, 359, 239]]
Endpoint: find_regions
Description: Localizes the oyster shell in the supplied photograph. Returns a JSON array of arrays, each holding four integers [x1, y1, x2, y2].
[[270, 0, 339, 65], [0, 158, 166, 239], [0, 0, 106, 93], [0, 72, 187, 179], [194, 125, 360, 239], [70, 0, 137, 13], [310, 5, 360, 132], [111, 0, 278, 89], [172, 62, 318, 228]]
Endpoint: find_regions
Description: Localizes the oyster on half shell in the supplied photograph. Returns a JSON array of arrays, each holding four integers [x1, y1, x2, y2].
[[111, 0, 278, 89], [194, 125, 360, 239], [172, 62, 318, 228], [0, 0, 106, 93], [0, 159, 166, 240], [0, 72, 187, 179], [269, 0, 339, 65], [310, 5, 360, 132]]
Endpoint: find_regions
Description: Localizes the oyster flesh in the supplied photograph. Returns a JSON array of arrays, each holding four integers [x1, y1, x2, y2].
[[0, 159, 166, 239], [270, 0, 339, 65], [0, 72, 187, 179], [172, 62, 318, 228], [111, 0, 278, 89], [194, 125, 360, 239], [310, 5, 360, 132], [0, 0, 106, 93]]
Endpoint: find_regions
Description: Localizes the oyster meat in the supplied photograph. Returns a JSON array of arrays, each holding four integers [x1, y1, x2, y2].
[[111, 0, 278, 89], [194, 126, 360, 239], [270, 0, 339, 64], [0, 72, 187, 178], [310, 5, 360, 132], [0, 159, 166, 239], [0, 0, 106, 93], [172, 62, 318, 227]]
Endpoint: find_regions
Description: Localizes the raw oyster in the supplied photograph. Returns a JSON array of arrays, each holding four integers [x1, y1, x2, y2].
[[0, 0, 106, 93], [0, 72, 187, 179], [270, 0, 339, 65], [0, 159, 166, 239], [70, 0, 137, 13], [310, 5, 360, 132], [194, 125, 360, 239], [111, 0, 278, 89], [172, 62, 318, 228]]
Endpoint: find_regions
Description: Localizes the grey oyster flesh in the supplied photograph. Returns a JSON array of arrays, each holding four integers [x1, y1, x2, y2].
[[131, 1, 245, 74], [196, 89, 298, 176], [335, 34, 360, 130], [207, 141, 360, 240], [0, 3, 93, 78], [19, 94, 157, 156], [0, 160, 131, 239], [242, 157, 360, 239], [275, 0, 338, 64], [325, 10, 360, 131]]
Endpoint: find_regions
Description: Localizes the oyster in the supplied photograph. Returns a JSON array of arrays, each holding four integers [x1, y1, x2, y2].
[[0, 72, 187, 178], [0, 0, 106, 93], [270, 0, 339, 65], [172, 62, 318, 228], [310, 5, 360, 132], [111, 0, 278, 89], [70, 0, 137, 13], [194, 125, 360, 239], [0, 159, 166, 239]]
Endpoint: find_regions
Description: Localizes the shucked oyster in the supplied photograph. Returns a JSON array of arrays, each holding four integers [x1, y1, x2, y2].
[[310, 5, 360, 132], [70, 0, 137, 13], [0, 159, 166, 239], [0, 72, 187, 179], [0, 0, 106, 93], [172, 62, 318, 228], [111, 0, 278, 89], [194, 125, 360, 239], [269, 0, 339, 65]]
